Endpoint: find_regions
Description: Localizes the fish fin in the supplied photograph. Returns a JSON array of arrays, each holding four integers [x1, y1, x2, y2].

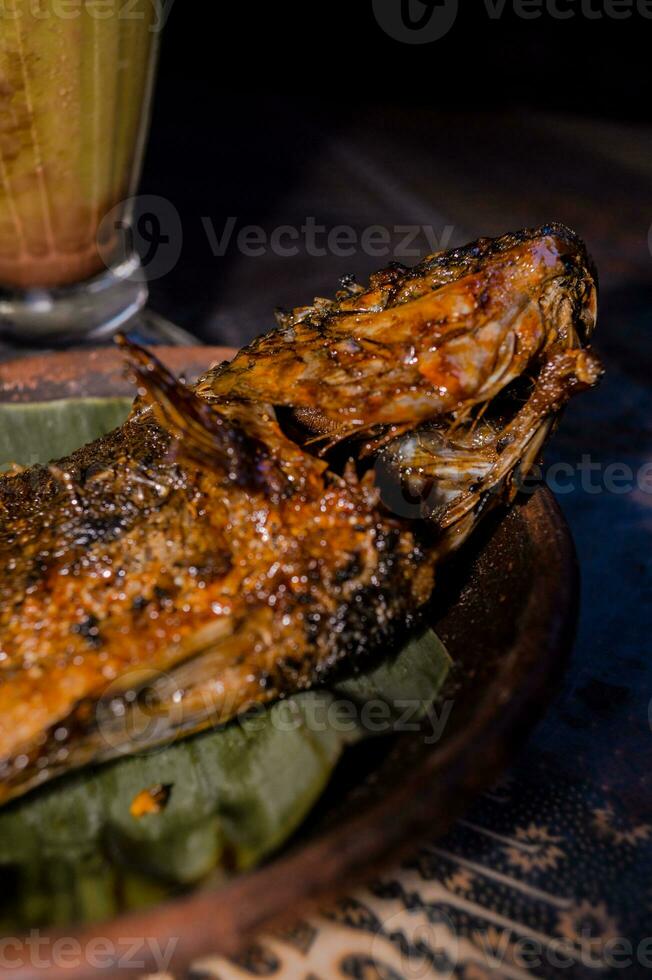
[[116, 335, 283, 490]]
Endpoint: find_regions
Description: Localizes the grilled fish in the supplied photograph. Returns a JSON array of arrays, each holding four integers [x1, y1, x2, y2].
[[0, 224, 601, 805]]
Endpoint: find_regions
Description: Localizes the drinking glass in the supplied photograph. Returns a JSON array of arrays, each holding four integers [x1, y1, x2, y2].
[[0, 0, 193, 345]]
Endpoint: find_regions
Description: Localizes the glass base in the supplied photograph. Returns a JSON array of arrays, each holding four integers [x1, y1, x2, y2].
[[0, 254, 149, 345], [119, 308, 200, 347], [0, 252, 199, 356], [0, 307, 199, 361]]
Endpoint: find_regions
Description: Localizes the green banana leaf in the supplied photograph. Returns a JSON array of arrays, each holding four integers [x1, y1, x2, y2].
[[0, 397, 451, 929], [0, 397, 133, 470]]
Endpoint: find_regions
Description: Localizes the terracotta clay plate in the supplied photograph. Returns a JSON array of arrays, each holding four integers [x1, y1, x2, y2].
[[0, 347, 578, 980]]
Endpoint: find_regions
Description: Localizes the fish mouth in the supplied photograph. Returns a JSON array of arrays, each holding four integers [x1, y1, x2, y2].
[[532, 222, 598, 345]]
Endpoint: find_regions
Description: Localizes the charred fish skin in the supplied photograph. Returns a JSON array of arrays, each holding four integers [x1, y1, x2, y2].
[[0, 224, 601, 805]]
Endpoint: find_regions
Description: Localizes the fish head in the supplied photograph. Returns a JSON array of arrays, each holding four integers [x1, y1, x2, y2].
[[343, 225, 602, 542], [331, 222, 598, 420], [201, 224, 599, 451]]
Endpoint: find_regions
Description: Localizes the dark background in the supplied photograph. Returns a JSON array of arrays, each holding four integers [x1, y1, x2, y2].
[[154, 2, 649, 117], [143, 2, 652, 344]]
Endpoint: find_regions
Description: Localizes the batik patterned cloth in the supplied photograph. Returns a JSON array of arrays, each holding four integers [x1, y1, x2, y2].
[[175, 752, 651, 980]]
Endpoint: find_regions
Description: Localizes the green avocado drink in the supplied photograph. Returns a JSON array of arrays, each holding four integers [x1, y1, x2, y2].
[[0, 0, 157, 289]]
